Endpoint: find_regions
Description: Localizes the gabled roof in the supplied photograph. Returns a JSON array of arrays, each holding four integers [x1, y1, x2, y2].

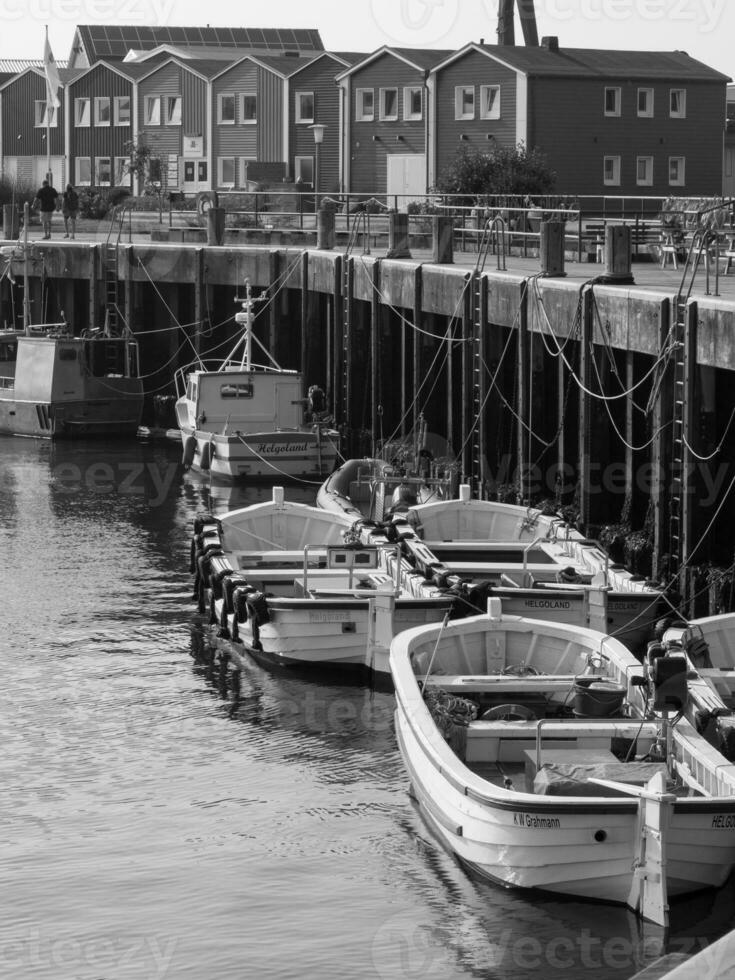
[[432, 42, 731, 82], [336, 45, 454, 81], [69, 58, 180, 86], [0, 58, 67, 72], [287, 51, 356, 78], [73, 25, 323, 63], [124, 43, 265, 63], [136, 56, 228, 83]]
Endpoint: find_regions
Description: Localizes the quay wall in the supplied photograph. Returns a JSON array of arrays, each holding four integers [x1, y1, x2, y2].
[[5, 240, 735, 612]]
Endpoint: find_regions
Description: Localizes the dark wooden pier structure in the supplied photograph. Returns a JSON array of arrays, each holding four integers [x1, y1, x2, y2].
[[4, 221, 735, 613]]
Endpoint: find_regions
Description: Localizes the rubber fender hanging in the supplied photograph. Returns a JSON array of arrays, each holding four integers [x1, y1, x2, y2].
[[196, 191, 219, 215], [246, 591, 270, 626], [182, 434, 196, 469], [233, 586, 255, 623], [218, 601, 231, 640], [199, 441, 213, 471], [211, 566, 234, 601], [193, 512, 221, 536]]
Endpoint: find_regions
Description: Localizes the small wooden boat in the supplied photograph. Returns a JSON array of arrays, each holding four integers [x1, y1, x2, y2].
[[319, 468, 664, 654], [391, 601, 735, 925], [0, 323, 143, 437], [190, 486, 453, 677], [175, 279, 339, 481]]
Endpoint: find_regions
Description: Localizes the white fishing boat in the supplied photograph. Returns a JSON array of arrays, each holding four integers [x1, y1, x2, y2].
[[0, 322, 143, 437], [175, 279, 339, 481], [319, 468, 664, 654], [391, 601, 735, 926], [190, 486, 453, 677]]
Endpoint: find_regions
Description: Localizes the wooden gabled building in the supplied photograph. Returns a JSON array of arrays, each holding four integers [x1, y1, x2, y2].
[[337, 47, 451, 199], [431, 40, 730, 196]]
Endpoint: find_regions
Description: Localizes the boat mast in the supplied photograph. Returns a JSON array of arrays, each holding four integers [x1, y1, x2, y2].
[[235, 279, 255, 372], [23, 201, 30, 334]]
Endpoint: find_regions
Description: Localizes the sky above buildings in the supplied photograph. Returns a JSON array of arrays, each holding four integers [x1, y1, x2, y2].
[[7, 0, 733, 78]]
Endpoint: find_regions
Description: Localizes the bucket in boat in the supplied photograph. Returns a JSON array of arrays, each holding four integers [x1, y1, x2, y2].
[[572, 676, 626, 718]]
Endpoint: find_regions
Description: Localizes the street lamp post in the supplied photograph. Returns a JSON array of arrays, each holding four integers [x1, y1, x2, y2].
[[309, 123, 326, 212]]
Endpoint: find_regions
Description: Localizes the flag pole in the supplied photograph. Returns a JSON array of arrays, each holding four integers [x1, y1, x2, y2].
[[45, 26, 51, 181]]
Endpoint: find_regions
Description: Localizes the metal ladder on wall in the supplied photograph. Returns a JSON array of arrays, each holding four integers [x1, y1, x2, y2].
[[667, 229, 712, 587], [468, 217, 508, 495], [102, 204, 131, 334]]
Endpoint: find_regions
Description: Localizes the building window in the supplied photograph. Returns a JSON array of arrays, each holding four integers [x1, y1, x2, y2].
[[637, 88, 654, 118], [240, 157, 256, 185], [604, 87, 621, 117], [114, 96, 130, 126], [166, 96, 181, 126], [218, 157, 236, 187], [75, 98, 90, 127], [379, 88, 398, 121], [218, 93, 235, 125], [95, 157, 111, 186], [669, 156, 686, 186], [144, 96, 161, 126], [403, 86, 422, 121], [94, 97, 110, 126], [295, 156, 314, 184], [603, 155, 621, 186], [355, 88, 374, 122], [76, 157, 91, 186], [295, 91, 314, 123], [34, 101, 57, 127], [114, 157, 131, 185], [455, 86, 474, 120], [240, 93, 256, 123], [636, 156, 653, 186], [480, 85, 501, 120], [670, 88, 686, 117]]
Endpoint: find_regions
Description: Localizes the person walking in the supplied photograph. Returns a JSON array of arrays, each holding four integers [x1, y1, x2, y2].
[[33, 179, 60, 239], [62, 184, 79, 239]]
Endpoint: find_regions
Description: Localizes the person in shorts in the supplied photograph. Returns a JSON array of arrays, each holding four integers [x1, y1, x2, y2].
[[62, 184, 79, 239]]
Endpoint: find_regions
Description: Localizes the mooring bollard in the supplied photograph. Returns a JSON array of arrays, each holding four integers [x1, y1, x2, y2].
[[432, 215, 454, 264], [539, 220, 566, 277], [317, 207, 335, 250], [387, 210, 411, 259], [604, 224, 634, 284], [207, 207, 225, 246]]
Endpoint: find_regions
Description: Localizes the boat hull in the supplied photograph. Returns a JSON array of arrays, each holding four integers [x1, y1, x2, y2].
[[0, 390, 143, 438], [181, 426, 339, 481], [395, 707, 735, 905]]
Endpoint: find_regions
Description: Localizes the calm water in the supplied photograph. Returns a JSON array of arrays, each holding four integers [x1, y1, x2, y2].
[[1, 435, 734, 980]]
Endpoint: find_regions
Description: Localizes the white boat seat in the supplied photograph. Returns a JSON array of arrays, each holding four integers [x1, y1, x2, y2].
[[421, 674, 579, 693]]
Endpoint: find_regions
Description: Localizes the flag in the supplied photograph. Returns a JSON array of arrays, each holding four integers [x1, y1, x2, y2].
[[43, 31, 61, 109]]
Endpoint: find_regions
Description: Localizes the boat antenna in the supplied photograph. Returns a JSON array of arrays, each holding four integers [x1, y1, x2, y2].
[[224, 278, 280, 373]]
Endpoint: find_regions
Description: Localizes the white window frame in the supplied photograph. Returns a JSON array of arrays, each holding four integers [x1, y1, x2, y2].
[[669, 156, 686, 186], [144, 95, 161, 126], [455, 86, 474, 120], [218, 93, 235, 125], [114, 96, 130, 126], [295, 91, 314, 124], [75, 98, 90, 127], [34, 101, 57, 128], [636, 156, 654, 187], [603, 155, 621, 186], [637, 88, 653, 118], [294, 155, 314, 185], [95, 156, 111, 186], [218, 156, 236, 187], [114, 156, 131, 185], [240, 93, 256, 124], [379, 87, 398, 121], [355, 88, 374, 122], [166, 96, 182, 126], [75, 157, 91, 186], [480, 84, 501, 120], [403, 86, 422, 121], [94, 97, 110, 127], [604, 87, 621, 117], [670, 88, 687, 118]]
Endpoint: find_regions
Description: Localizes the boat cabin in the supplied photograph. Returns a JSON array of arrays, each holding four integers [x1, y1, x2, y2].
[[11, 332, 139, 401], [181, 368, 305, 434]]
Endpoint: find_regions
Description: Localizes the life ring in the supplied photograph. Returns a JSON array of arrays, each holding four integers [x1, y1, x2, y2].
[[182, 434, 196, 469], [199, 440, 213, 471], [196, 191, 219, 216]]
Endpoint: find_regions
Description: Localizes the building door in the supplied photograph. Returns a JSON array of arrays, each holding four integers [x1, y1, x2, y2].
[[387, 154, 426, 208], [33, 157, 63, 189], [182, 159, 209, 192]]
